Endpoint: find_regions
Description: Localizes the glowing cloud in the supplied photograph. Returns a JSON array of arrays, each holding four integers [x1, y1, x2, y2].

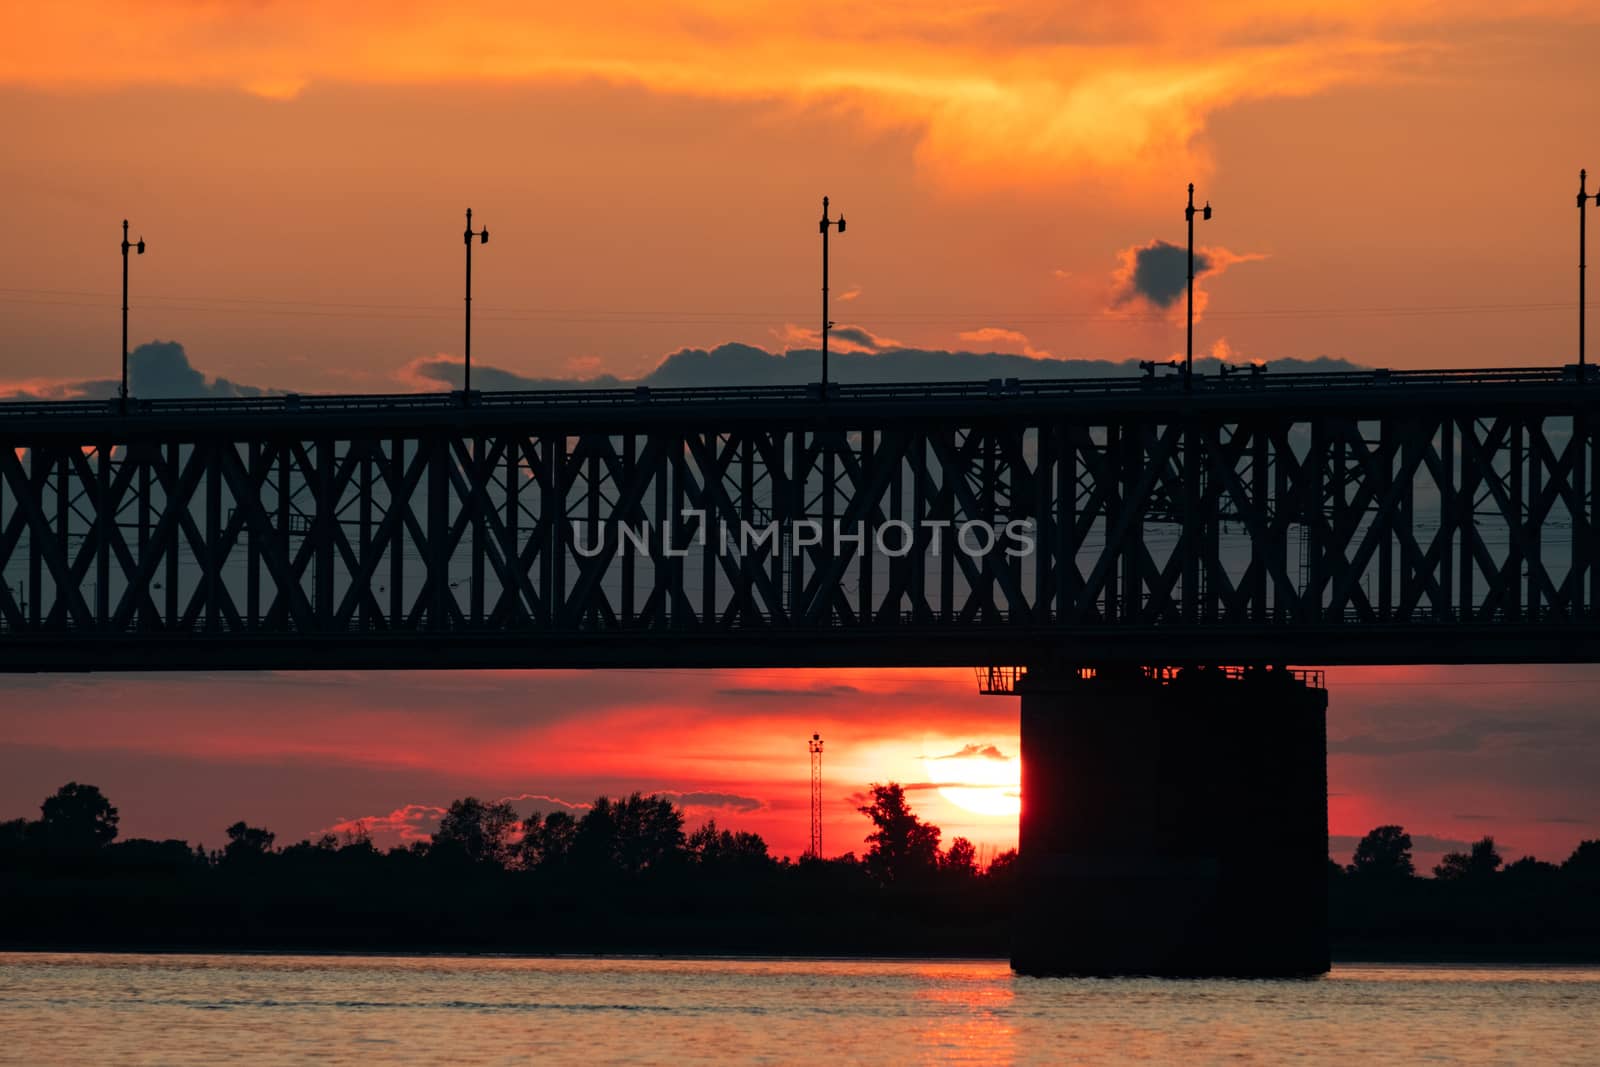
[[324, 803, 447, 844], [957, 327, 1053, 360], [921, 744, 1022, 818], [2, 3, 1590, 184]]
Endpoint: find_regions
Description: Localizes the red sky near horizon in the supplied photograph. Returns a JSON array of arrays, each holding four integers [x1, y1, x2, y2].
[[1, 3, 1599, 869]]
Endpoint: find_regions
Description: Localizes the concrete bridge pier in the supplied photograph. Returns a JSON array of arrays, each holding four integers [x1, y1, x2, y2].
[[1012, 665, 1329, 978]]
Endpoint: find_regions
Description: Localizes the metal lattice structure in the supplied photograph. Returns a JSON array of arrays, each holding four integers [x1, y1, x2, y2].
[[808, 733, 823, 860], [1, 367, 1597, 670]]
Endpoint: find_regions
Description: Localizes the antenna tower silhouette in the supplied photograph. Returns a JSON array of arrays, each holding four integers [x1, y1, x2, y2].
[[808, 733, 824, 859]]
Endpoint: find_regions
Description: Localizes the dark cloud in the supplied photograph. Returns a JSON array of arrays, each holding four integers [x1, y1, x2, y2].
[[715, 684, 862, 700], [848, 784, 1016, 809], [661, 790, 764, 813], [1330, 717, 1559, 756], [405, 342, 1365, 391], [10, 338, 1367, 403], [413, 359, 616, 392], [827, 325, 884, 350], [1115, 240, 1208, 308], [498, 792, 590, 813], [931, 744, 1010, 761], [129, 341, 269, 399], [4, 341, 272, 401]]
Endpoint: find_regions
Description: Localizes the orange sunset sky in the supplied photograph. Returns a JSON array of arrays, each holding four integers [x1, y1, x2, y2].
[[2, 2, 1599, 866]]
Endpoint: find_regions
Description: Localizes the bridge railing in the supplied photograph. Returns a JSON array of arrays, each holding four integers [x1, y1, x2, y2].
[[977, 665, 1328, 695], [0, 366, 1579, 421]]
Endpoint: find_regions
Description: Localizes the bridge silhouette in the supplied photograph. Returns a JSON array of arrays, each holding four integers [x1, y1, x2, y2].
[[2, 366, 1595, 667], [3, 365, 1596, 975]]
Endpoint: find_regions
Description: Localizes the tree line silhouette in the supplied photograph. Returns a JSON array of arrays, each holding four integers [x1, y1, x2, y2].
[[3, 785, 1598, 958], [1326, 823, 1600, 960], [1334, 822, 1600, 884], [0, 782, 1017, 955]]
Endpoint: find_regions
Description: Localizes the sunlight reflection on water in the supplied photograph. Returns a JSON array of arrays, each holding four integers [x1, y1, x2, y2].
[[1, 953, 1598, 1065]]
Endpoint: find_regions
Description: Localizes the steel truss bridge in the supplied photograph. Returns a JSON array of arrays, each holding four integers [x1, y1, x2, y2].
[[1, 367, 1597, 670]]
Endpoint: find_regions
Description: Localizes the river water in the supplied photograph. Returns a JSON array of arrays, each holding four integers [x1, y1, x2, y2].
[[1, 953, 1597, 1064]]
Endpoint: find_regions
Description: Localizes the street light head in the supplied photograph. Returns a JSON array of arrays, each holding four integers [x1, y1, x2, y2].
[[1202, 202, 1212, 221], [480, 228, 489, 244], [136, 239, 145, 254], [837, 215, 846, 233]]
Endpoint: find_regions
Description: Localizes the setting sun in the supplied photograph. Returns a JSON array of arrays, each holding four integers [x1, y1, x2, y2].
[[923, 747, 1021, 818]]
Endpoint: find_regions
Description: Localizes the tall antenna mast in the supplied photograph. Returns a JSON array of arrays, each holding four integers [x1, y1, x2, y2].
[[808, 733, 824, 859]]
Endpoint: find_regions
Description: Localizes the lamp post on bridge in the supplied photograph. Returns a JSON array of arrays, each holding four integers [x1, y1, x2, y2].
[[1580, 170, 1597, 383], [120, 219, 145, 414], [819, 196, 846, 399], [1185, 183, 1212, 394], [463, 208, 489, 399]]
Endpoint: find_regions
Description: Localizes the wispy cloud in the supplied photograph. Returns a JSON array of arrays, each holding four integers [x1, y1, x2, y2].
[[1331, 717, 1558, 756], [956, 328, 1052, 360], [930, 744, 1010, 762], [323, 803, 446, 844], [497, 792, 590, 813]]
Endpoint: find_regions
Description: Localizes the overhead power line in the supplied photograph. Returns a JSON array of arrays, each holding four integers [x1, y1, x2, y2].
[[0, 285, 1595, 328]]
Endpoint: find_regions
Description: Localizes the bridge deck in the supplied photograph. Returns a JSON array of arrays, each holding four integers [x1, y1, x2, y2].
[[1, 366, 1591, 427], [3, 368, 1597, 672]]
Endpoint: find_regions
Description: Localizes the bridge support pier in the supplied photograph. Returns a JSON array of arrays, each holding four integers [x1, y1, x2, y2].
[[1012, 665, 1328, 977]]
